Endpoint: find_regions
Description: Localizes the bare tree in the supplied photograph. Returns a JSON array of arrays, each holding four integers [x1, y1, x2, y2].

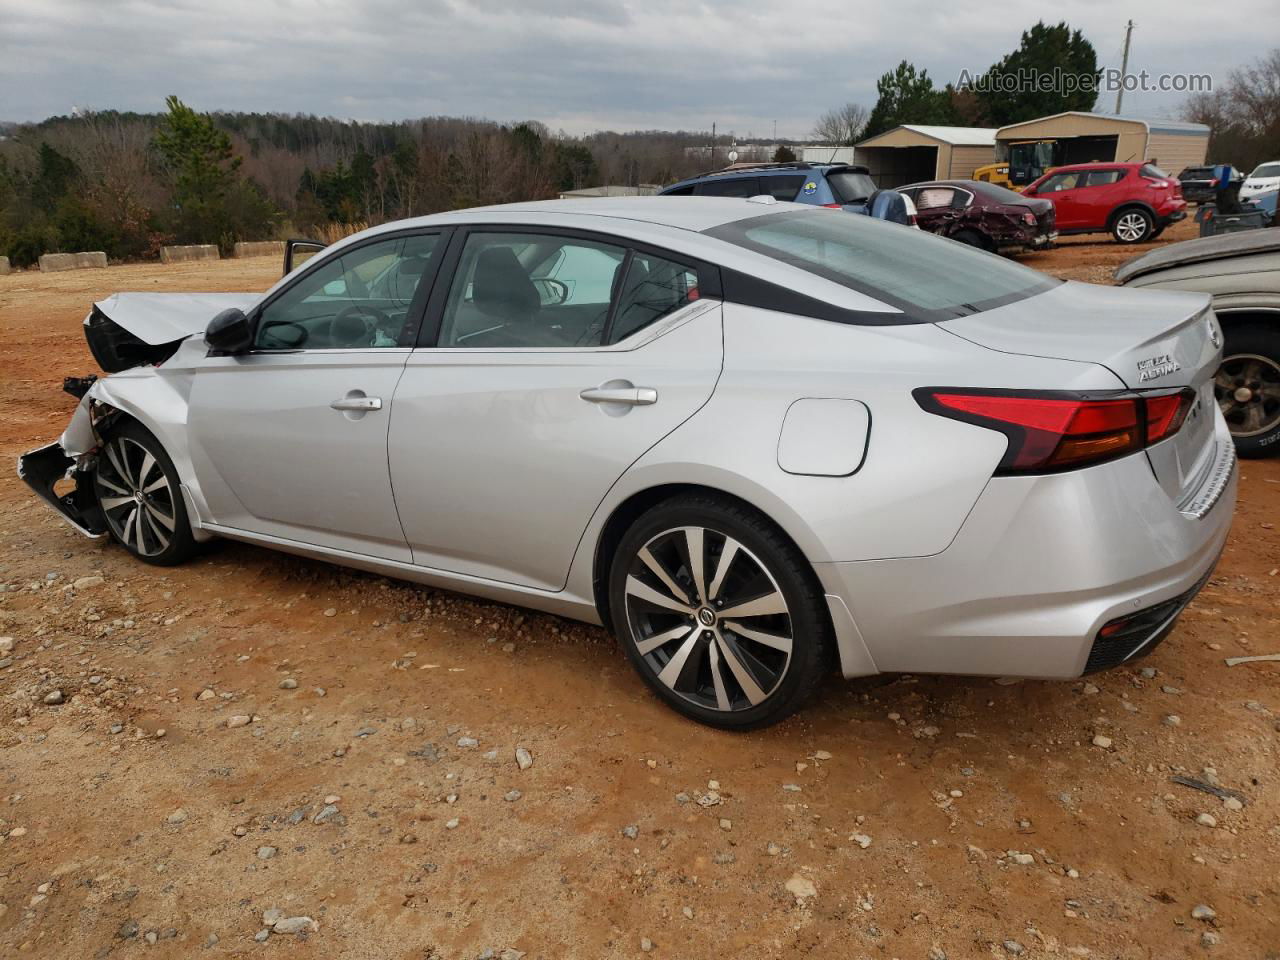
[[1182, 48, 1280, 171], [813, 103, 869, 145]]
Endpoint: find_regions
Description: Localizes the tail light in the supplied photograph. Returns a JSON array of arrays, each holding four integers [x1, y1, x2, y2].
[[914, 388, 1196, 474], [820, 203, 843, 209]]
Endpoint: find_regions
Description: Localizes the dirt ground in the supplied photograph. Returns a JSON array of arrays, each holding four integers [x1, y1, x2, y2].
[[1, 222, 1278, 960]]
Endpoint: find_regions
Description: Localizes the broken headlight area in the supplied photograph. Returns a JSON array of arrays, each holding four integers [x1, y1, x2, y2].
[[17, 442, 107, 538]]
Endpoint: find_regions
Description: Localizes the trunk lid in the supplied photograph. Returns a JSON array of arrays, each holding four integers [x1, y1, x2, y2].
[[940, 281, 1224, 503]]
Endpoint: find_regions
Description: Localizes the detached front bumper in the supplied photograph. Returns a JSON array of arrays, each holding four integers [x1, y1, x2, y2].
[[817, 422, 1236, 680], [17, 442, 106, 539]]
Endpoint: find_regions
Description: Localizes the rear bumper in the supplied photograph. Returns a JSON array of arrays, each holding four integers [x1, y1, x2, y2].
[[1159, 208, 1188, 227], [817, 420, 1236, 679]]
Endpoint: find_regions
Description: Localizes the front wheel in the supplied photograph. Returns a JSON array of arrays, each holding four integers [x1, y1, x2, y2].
[[1215, 324, 1280, 457], [93, 421, 197, 565], [608, 495, 833, 729], [1112, 208, 1154, 244]]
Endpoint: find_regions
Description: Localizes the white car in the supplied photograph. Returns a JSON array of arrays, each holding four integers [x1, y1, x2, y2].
[[20, 197, 1236, 728], [1240, 161, 1280, 202]]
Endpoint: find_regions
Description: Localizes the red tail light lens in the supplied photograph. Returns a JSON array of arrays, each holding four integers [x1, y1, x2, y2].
[[820, 203, 843, 209], [914, 388, 1196, 474]]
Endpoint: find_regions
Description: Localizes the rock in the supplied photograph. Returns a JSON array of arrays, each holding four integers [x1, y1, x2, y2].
[[504, 790, 522, 802], [766, 842, 782, 856], [254, 929, 270, 942], [1223, 797, 1243, 812], [851, 833, 872, 849], [1163, 715, 1182, 727], [117, 919, 139, 940], [456, 736, 479, 748], [640, 937, 654, 952], [323, 608, 337, 617], [1201, 931, 1221, 948], [622, 824, 639, 840], [782, 783, 802, 792], [1082, 683, 1100, 694], [682, 907, 694, 920], [1004, 941, 1025, 955], [1139, 667, 1157, 678], [1010, 852, 1035, 865], [167, 808, 189, 824], [1196, 813, 1218, 828], [515, 747, 533, 770], [43, 690, 64, 705], [1091, 735, 1113, 749], [499, 950, 525, 960], [929, 949, 948, 960], [278, 678, 298, 690], [785, 873, 816, 901], [0, 637, 13, 654], [719, 818, 732, 831], [272, 916, 317, 935], [257, 846, 276, 860], [915, 725, 941, 739], [674, 792, 690, 805], [197, 688, 216, 701], [226, 715, 252, 729], [263, 909, 283, 926], [712, 851, 735, 865], [445, 818, 460, 830], [74, 575, 105, 590], [1191, 904, 1217, 921], [312, 804, 342, 825]]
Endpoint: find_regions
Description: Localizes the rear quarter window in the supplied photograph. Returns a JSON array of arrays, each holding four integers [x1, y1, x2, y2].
[[695, 178, 762, 198]]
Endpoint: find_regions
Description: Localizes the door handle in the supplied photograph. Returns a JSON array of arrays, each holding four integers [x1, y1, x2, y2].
[[580, 386, 658, 406], [330, 396, 382, 412]]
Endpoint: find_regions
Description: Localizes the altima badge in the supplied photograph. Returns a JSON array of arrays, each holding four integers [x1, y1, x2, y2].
[[1137, 354, 1181, 381]]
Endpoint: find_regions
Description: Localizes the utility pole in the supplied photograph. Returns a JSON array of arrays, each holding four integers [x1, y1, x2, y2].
[[1115, 20, 1134, 114], [711, 121, 716, 166]]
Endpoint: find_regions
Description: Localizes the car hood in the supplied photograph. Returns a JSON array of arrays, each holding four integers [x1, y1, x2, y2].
[[1114, 231, 1280, 284], [90, 292, 262, 345]]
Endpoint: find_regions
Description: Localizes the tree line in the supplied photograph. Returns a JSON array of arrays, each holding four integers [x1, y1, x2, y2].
[[0, 99, 725, 267]]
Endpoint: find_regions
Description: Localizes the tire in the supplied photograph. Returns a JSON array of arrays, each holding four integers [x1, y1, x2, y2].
[[951, 229, 988, 250], [607, 494, 834, 729], [92, 420, 197, 565], [1215, 324, 1280, 458], [1111, 207, 1154, 244]]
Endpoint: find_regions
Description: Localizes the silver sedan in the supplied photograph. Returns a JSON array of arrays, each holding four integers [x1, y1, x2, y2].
[[20, 197, 1237, 727]]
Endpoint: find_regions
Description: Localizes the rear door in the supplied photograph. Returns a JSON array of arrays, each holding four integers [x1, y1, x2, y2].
[[388, 227, 723, 590], [1078, 167, 1128, 228]]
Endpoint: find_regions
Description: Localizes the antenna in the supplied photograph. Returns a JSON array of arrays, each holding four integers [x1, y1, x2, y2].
[[1115, 20, 1134, 114]]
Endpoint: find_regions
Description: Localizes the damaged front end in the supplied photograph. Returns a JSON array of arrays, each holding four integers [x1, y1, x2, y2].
[[16, 378, 128, 538]]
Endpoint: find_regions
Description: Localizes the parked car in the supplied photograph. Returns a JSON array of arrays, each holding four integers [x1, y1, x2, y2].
[[20, 197, 1234, 728], [1117, 229, 1280, 457], [1176, 164, 1240, 205], [897, 179, 1056, 252], [1240, 161, 1280, 203], [1023, 162, 1187, 244], [661, 162, 915, 226]]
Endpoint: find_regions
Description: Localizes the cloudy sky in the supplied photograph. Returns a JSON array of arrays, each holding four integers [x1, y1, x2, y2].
[[0, 0, 1271, 136]]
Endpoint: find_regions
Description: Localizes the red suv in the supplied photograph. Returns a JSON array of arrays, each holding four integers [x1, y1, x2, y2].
[[1023, 162, 1186, 244]]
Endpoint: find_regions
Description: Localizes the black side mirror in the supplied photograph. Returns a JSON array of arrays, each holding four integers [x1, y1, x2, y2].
[[205, 308, 253, 353]]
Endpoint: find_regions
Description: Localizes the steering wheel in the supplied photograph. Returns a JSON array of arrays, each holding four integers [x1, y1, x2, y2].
[[329, 304, 392, 347]]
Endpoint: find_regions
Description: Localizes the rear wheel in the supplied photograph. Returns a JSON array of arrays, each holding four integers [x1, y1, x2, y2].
[[92, 421, 197, 565], [1215, 324, 1280, 458], [951, 229, 988, 250], [1111, 208, 1154, 244], [608, 494, 833, 729]]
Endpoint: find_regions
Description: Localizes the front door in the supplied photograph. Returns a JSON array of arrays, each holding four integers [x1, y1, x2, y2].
[[188, 230, 444, 560], [388, 228, 724, 590], [1033, 171, 1086, 228]]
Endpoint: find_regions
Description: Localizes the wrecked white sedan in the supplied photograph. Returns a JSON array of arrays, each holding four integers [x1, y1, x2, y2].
[[20, 199, 1236, 728]]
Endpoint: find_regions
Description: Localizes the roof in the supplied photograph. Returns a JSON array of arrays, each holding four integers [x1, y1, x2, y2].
[[997, 111, 1210, 138], [857, 125, 996, 148], [1115, 229, 1280, 283], [558, 184, 660, 199]]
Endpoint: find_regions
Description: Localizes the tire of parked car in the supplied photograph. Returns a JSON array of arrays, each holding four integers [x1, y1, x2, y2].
[[1110, 207, 1155, 244], [1217, 323, 1280, 458], [92, 420, 198, 566], [607, 493, 834, 729], [951, 229, 988, 250]]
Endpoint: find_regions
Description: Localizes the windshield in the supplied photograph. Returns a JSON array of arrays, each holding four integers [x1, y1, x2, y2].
[[1251, 163, 1280, 179], [826, 170, 877, 203], [705, 209, 1058, 320]]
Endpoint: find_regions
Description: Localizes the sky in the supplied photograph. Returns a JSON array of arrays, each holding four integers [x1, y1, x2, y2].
[[0, 0, 1272, 138]]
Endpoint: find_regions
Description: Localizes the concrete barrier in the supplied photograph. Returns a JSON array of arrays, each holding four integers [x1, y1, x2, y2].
[[38, 251, 108, 272], [0, 256, 10, 275], [234, 240, 285, 259], [160, 244, 220, 264]]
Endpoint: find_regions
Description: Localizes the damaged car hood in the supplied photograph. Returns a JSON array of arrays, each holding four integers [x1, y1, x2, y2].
[[91, 292, 262, 345]]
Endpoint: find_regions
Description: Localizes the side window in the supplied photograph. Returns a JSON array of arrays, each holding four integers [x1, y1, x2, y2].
[[695, 178, 761, 198], [917, 187, 957, 210], [1085, 169, 1124, 187], [765, 175, 807, 201], [437, 232, 625, 348], [609, 253, 699, 344], [1038, 172, 1081, 193], [663, 185, 696, 196], [255, 233, 439, 349]]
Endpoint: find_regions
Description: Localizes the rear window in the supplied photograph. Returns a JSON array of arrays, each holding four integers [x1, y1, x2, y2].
[[1251, 163, 1280, 178], [1140, 164, 1169, 179], [705, 210, 1058, 321], [825, 170, 877, 203], [972, 182, 1031, 204], [765, 175, 807, 201]]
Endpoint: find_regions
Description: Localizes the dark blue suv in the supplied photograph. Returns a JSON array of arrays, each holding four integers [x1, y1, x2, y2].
[[660, 162, 915, 225]]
